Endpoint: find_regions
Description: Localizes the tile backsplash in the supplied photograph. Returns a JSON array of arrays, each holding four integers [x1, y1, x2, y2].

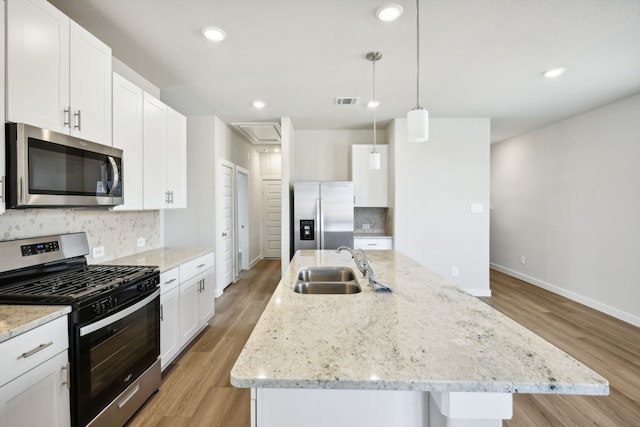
[[0, 209, 160, 263], [354, 207, 389, 235]]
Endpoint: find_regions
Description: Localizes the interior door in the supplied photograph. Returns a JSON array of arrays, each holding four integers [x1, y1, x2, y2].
[[263, 179, 282, 258], [219, 161, 234, 289]]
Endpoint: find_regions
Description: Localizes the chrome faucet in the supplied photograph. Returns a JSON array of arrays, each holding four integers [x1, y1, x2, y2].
[[336, 246, 392, 292]]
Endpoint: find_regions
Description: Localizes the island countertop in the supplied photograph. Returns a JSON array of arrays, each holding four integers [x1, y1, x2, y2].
[[231, 250, 608, 395]]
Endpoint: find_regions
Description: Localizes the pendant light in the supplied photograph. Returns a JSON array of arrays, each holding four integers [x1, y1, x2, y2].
[[367, 51, 382, 170], [407, 0, 429, 143]]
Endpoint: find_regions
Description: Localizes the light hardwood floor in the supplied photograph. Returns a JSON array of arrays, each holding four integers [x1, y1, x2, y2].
[[482, 269, 640, 427], [128, 262, 640, 426]]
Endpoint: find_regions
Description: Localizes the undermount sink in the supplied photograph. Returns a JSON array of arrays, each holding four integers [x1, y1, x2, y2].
[[293, 267, 361, 294]]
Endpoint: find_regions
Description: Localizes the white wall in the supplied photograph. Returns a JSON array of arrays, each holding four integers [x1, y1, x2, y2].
[[490, 93, 640, 327], [393, 118, 491, 296], [293, 130, 385, 181]]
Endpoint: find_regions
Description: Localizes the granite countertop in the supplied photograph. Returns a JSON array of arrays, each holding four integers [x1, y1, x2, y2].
[[231, 250, 609, 395], [0, 305, 71, 344], [104, 247, 214, 273]]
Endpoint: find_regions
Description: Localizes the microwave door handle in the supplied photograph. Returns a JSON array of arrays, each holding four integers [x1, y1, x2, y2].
[[107, 156, 120, 196]]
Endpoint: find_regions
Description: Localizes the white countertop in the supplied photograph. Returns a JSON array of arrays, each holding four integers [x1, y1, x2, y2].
[[104, 247, 214, 273], [231, 250, 608, 395], [0, 305, 71, 344]]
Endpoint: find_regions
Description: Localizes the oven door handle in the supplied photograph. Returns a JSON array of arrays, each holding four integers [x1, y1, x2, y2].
[[80, 289, 159, 337]]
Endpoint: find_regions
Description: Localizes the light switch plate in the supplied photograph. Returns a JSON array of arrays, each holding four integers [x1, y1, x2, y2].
[[362, 224, 371, 230], [470, 203, 483, 213]]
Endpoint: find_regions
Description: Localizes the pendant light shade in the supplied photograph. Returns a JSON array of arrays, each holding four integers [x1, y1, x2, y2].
[[407, 108, 429, 143], [369, 151, 381, 169], [367, 51, 382, 170], [407, 0, 429, 143]]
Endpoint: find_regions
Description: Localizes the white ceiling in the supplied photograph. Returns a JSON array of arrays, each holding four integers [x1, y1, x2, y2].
[[48, 0, 640, 142]]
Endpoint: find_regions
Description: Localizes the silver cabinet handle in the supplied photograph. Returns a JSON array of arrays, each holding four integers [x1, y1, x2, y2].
[[18, 342, 53, 359], [197, 263, 205, 269], [64, 107, 71, 127], [74, 110, 82, 130], [62, 363, 71, 389], [160, 304, 164, 321], [164, 278, 177, 285]]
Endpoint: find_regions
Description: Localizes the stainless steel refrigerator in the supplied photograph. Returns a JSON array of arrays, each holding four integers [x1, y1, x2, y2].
[[293, 181, 354, 253]]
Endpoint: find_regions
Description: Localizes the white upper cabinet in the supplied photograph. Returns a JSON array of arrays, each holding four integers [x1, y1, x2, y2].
[[6, 0, 112, 145], [142, 93, 187, 210], [1, 1, 6, 215], [69, 21, 112, 145], [112, 73, 144, 210], [166, 107, 187, 209], [142, 92, 168, 210], [352, 144, 389, 207]]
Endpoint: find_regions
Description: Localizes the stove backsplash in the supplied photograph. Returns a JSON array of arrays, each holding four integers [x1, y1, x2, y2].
[[0, 209, 160, 263]]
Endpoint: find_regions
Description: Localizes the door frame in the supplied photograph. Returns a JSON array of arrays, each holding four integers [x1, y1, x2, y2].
[[235, 166, 250, 279]]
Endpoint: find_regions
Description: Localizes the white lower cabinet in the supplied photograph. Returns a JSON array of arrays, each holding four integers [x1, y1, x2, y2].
[[158, 253, 215, 371], [0, 316, 70, 427], [353, 237, 393, 250], [159, 283, 180, 371]]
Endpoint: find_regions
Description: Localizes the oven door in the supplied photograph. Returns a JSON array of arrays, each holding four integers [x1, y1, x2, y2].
[[73, 289, 160, 427]]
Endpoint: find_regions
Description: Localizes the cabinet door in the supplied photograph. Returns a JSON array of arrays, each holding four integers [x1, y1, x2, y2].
[[198, 270, 215, 326], [179, 275, 199, 347], [69, 21, 112, 145], [166, 107, 187, 209], [0, 351, 70, 427], [112, 73, 144, 210], [352, 145, 388, 207], [6, 0, 70, 133], [142, 92, 168, 209], [160, 286, 180, 371], [1, 1, 6, 214]]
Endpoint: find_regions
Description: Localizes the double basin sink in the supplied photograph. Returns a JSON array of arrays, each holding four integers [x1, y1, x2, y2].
[[293, 267, 361, 294]]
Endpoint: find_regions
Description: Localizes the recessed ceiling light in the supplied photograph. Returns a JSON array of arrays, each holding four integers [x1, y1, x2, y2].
[[252, 100, 266, 109], [202, 26, 227, 42], [367, 100, 380, 109], [376, 4, 403, 22], [542, 67, 566, 78]]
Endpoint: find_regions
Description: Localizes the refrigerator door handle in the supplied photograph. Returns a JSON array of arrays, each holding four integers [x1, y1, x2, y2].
[[317, 198, 322, 249]]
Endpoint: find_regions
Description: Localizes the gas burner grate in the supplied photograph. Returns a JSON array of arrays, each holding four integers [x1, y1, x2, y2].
[[0, 265, 156, 301]]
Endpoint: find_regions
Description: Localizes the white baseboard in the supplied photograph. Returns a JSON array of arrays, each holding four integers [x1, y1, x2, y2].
[[250, 255, 263, 269], [490, 263, 640, 328]]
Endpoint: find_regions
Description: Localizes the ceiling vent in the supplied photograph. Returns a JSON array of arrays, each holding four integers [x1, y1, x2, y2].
[[231, 122, 281, 145], [335, 97, 359, 105]]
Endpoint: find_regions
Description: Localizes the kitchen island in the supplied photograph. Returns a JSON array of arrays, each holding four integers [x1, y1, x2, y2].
[[231, 250, 608, 427]]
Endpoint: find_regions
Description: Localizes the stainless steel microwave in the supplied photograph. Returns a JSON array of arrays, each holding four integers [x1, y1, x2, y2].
[[5, 123, 123, 208]]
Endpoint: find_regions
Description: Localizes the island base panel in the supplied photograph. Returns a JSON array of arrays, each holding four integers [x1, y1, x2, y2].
[[252, 388, 512, 427]]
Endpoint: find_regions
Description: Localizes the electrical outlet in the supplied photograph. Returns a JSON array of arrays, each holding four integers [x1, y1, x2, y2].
[[452, 266, 459, 277], [362, 224, 371, 230], [137, 237, 146, 247], [520, 255, 526, 264], [92, 246, 105, 258]]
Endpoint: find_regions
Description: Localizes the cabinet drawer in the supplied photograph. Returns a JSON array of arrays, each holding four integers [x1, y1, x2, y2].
[[353, 238, 393, 250], [180, 253, 214, 282], [160, 267, 180, 294], [0, 315, 69, 387]]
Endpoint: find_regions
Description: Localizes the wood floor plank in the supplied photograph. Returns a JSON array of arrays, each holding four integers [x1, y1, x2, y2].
[[128, 262, 640, 426]]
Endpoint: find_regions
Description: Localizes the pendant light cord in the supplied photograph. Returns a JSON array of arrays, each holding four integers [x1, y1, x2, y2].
[[373, 56, 377, 153], [415, 0, 421, 109]]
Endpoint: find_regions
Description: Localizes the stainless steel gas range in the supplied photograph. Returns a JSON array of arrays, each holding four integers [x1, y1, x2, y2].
[[0, 232, 161, 427]]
